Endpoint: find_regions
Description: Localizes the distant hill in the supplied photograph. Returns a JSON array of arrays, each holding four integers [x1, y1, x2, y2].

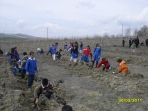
[[0, 33, 39, 39]]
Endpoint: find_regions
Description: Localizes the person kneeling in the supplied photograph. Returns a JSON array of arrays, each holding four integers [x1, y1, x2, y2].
[[97, 57, 110, 72], [33, 78, 54, 108], [117, 59, 128, 74]]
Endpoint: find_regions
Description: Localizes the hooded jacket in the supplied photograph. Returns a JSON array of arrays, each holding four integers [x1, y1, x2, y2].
[[118, 61, 128, 74]]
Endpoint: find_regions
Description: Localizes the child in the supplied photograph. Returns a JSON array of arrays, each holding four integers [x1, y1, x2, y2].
[[80, 46, 90, 62], [47, 45, 52, 55], [51, 43, 58, 60], [62, 105, 73, 111], [51, 45, 56, 60], [131, 42, 136, 52], [70, 42, 79, 63], [87, 45, 93, 61], [13, 47, 19, 60], [98, 57, 110, 72], [64, 42, 67, 51], [20, 52, 28, 79], [40, 49, 44, 54], [37, 48, 41, 54], [92, 43, 102, 68], [33, 78, 54, 108], [25, 51, 38, 90], [56, 49, 62, 59], [117, 59, 128, 74], [79, 42, 83, 54], [13, 62, 19, 75]]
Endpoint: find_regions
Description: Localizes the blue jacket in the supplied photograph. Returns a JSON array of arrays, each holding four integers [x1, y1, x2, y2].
[[93, 47, 102, 61], [25, 57, 37, 75], [51, 45, 57, 54], [48, 46, 52, 51]]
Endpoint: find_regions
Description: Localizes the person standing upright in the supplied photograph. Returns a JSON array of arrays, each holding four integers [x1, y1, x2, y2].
[[135, 37, 139, 48], [25, 51, 37, 90], [92, 43, 102, 68], [129, 38, 132, 48]]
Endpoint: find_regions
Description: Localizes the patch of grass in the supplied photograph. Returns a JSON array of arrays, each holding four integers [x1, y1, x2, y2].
[[0, 37, 26, 41]]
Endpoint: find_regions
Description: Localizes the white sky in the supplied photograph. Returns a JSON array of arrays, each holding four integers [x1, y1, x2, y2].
[[0, 0, 148, 38]]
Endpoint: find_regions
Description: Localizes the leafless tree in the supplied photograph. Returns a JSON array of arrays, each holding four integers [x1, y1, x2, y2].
[[124, 28, 131, 37], [133, 28, 138, 36], [140, 25, 147, 36]]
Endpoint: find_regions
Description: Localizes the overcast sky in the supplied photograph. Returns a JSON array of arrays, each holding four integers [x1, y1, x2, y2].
[[0, 0, 148, 38]]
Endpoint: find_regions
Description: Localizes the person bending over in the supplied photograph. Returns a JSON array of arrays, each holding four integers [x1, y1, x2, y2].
[[98, 57, 110, 72], [33, 78, 54, 108]]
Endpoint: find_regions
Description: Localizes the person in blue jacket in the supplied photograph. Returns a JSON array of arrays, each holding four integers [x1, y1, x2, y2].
[[51, 43, 58, 60], [25, 51, 37, 90], [47, 45, 52, 56], [92, 43, 102, 68]]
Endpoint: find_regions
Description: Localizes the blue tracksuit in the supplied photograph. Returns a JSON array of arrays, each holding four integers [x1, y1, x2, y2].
[[25, 57, 37, 88], [48, 46, 52, 51], [51, 45, 57, 54], [25, 57, 37, 75], [81, 55, 89, 62], [93, 47, 102, 62]]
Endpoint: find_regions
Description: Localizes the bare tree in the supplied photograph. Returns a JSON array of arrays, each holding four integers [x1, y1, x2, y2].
[[133, 28, 138, 36], [140, 25, 147, 36], [125, 28, 131, 37]]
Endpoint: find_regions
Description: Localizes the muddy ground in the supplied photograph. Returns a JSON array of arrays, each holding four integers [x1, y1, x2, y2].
[[0, 37, 148, 111]]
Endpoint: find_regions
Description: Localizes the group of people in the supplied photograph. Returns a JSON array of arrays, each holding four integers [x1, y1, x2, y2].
[[5, 47, 73, 111], [0, 40, 131, 110], [122, 37, 148, 53], [61, 42, 129, 74], [47, 43, 62, 60]]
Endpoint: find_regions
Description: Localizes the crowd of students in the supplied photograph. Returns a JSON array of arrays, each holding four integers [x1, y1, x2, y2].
[[0, 40, 133, 110]]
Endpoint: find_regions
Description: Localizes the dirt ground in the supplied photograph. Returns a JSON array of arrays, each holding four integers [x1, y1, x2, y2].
[[0, 37, 148, 111]]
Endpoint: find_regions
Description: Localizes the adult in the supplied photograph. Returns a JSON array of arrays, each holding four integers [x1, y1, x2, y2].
[[135, 37, 140, 48], [129, 38, 132, 48], [122, 39, 125, 47]]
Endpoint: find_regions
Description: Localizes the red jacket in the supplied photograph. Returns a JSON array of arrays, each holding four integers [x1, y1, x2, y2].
[[98, 60, 109, 69], [83, 48, 89, 56]]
